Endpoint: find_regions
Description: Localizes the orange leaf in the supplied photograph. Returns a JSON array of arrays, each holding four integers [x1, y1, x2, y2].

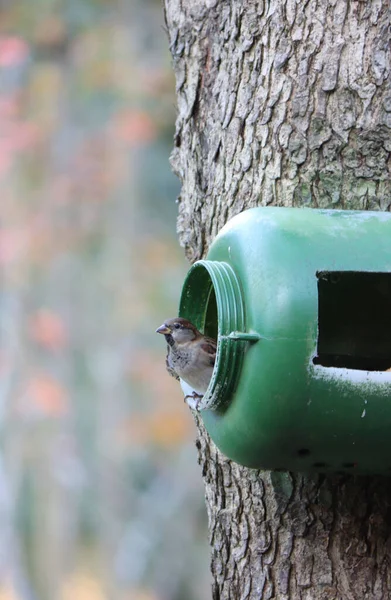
[[29, 309, 67, 351], [118, 410, 192, 449], [112, 110, 157, 145], [61, 572, 106, 600], [26, 375, 69, 417], [149, 410, 192, 447]]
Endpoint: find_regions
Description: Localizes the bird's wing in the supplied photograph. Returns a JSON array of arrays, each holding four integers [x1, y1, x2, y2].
[[166, 345, 180, 380], [200, 338, 217, 366]]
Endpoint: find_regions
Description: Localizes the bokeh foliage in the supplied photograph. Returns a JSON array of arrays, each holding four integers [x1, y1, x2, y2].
[[0, 1, 209, 599]]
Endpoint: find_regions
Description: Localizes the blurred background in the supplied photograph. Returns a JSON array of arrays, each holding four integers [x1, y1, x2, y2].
[[0, 1, 210, 599]]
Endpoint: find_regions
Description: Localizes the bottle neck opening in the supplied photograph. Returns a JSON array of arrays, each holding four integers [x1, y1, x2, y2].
[[179, 260, 246, 410]]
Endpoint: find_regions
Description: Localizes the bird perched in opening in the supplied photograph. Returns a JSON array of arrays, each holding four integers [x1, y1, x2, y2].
[[156, 317, 216, 410]]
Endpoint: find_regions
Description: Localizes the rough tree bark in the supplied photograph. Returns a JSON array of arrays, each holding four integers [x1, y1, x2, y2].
[[163, 1, 391, 598]]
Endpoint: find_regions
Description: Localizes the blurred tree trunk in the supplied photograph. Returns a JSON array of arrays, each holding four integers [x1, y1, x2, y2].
[[164, 1, 391, 598]]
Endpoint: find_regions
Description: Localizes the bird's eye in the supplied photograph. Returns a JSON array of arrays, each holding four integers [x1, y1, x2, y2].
[[174, 323, 181, 329]]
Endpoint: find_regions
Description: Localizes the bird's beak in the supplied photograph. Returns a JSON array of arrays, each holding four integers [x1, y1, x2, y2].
[[156, 324, 171, 335]]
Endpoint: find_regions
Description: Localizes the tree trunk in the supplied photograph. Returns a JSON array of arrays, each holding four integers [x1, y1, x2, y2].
[[163, 1, 391, 598]]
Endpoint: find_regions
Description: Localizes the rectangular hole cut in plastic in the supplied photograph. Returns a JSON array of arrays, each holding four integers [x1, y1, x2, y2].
[[314, 271, 391, 371]]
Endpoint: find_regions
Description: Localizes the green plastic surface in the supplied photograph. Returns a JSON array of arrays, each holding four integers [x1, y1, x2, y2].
[[179, 207, 391, 474]]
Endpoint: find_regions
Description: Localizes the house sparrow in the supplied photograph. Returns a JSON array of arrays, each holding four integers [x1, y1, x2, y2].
[[156, 317, 216, 410]]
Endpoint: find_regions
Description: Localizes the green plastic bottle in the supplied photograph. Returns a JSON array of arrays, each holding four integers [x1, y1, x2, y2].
[[179, 207, 391, 474]]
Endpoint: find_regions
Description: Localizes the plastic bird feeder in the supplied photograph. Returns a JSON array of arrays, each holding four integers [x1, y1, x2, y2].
[[179, 207, 391, 474]]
